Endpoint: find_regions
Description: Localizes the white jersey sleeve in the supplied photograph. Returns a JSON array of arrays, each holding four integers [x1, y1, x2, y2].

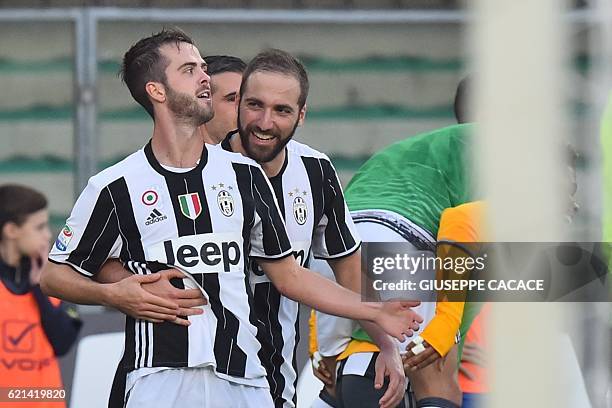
[[49, 177, 123, 278]]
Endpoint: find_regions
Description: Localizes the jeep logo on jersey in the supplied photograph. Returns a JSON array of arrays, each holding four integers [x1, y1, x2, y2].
[[147, 233, 243, 274], [217, 190, 234, 217], [178, 193, 202, 220], [293, 196, 307, 225]]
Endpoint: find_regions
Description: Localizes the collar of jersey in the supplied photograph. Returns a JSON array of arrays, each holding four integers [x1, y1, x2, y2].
[[144, 139, 208, 177]]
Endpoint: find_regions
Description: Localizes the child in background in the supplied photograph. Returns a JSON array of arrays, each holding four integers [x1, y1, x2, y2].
[[0, 184, 81, 407]]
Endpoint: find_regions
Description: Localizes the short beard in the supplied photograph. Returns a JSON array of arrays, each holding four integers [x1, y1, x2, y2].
[[165, 82, 214, 127], [237, 110, 299, 163]]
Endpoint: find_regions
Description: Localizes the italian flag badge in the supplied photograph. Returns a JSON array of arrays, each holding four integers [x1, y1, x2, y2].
[[178, 193, 202, 220]]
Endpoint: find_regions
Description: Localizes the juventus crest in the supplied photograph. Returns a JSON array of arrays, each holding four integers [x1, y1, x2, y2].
[[293, 196, 307, 225], [217, 190, 235, 217]]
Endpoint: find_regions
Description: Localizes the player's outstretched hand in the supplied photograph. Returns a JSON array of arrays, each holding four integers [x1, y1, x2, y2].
[[375, 346, 405, 408], [142, 268, 207, 323], [108, 273, 188, 325], [402, 338, 441, 372], [375, 301, 423, 342]]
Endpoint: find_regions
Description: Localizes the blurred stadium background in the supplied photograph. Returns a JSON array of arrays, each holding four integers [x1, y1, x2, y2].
[[0, 0, 608, 407]]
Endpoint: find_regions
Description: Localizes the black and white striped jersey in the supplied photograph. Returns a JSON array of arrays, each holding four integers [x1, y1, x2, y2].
[[49, 141, 292, 387], [222, 136, 361, 407]]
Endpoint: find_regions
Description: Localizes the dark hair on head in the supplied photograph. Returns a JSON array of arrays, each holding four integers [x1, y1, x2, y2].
[[454, 75, 472, 124], [204, 55, 246, 76], [0, 185, 47, 239], [240, 49, 309, 108], [120, 28, 195, 119]]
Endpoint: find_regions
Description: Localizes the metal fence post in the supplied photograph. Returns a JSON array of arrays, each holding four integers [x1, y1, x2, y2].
[[73, 8, 98, 196]]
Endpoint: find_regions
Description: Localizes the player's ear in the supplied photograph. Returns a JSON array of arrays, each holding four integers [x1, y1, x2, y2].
[[146, 81, 166, 103], [2, 221, 19, 241], [297, 104, 307, 127]]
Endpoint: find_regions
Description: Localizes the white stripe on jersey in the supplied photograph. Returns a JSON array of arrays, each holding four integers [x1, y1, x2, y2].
[[278, 295, 299, 404]]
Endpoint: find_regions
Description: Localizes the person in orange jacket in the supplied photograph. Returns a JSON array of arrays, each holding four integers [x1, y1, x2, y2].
[[0, 184, 82, 407]]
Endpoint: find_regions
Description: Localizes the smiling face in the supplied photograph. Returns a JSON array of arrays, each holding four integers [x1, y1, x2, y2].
[[237, 71, 305, 163], [205, 71, 243, 143], [157, 42, 213, 126]]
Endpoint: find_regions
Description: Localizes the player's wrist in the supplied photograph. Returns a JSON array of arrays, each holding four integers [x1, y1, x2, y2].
[[365, 302, 384, 323], [377, 335, 397, 352], [100, 281, 120, 309]]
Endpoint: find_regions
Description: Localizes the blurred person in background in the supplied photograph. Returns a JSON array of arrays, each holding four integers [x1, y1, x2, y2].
[[307, 75, 478, 408], [0, 184, 81, 407], [452, 74, 488, 408], [309, 123, 472, 408], [200, 55, 246, 144]]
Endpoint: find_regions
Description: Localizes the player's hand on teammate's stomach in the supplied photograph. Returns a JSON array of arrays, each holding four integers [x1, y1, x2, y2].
[[375, 301, 422, 341], [108, 269, 205, 326], [141, 268, 208, 324]]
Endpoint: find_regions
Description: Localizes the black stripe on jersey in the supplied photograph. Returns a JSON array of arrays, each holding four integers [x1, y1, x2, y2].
[[123, 316, 136, 371], [164, 167, 213, 236], [232, 162, 260, 307], [202, 273, 248, 377], [250, 166, 292, 257], [122, 262, 150, 370], [269, 173, 286, 221], [147, 169, 213, 366], [66, 182, 121, 275], [253, 282, 287, 406], [302, 157, 357, 257], [320, 159, 357, 255], [105, 179, 149, 370], [107, 178, 146, 262], [233, 162, 269, 379], [291, 309, 300, 408]]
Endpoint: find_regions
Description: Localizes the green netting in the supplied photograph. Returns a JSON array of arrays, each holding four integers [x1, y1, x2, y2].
[[0, 156, 73, 173], [0, 104, 456, 122], [0, 54, 593, 75]]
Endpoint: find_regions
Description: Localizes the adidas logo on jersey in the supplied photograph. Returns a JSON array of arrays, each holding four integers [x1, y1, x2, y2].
[[145, 209, 167, 226], [147, 233, 243, 274]]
